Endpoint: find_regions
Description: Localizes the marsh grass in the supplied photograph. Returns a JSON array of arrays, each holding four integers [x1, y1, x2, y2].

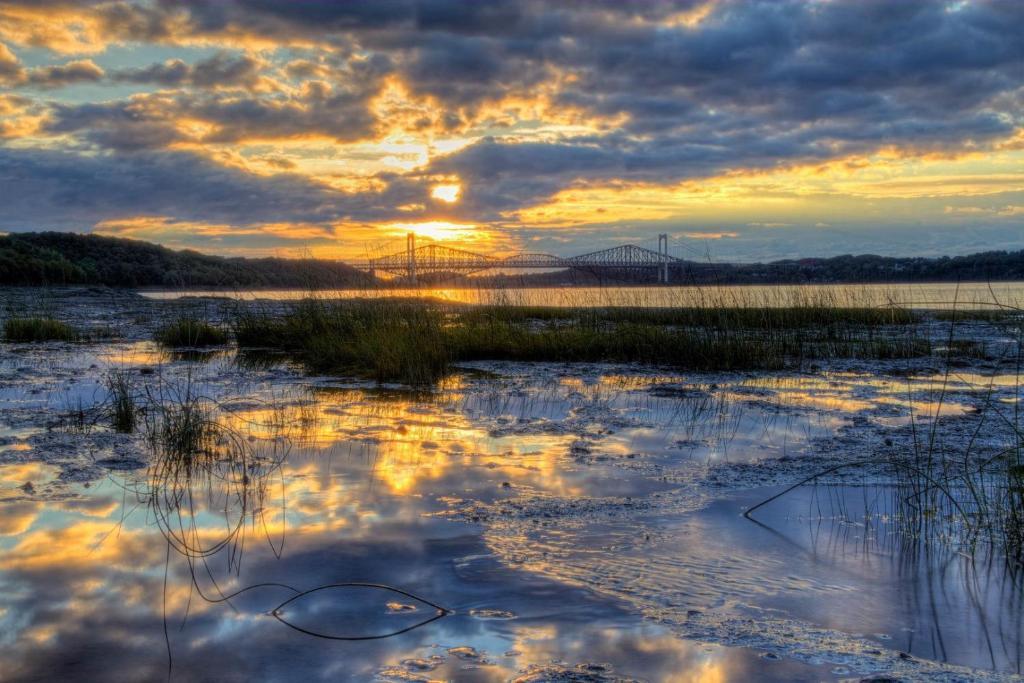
[[892, 349, 1024, 562], [463, 304, 918, 328], [146, 389, 216, 464], [155, 317, 228, 347], [231, 297, 940, 383], [3, 316, 78, 342], [235, 298, 449, 383]]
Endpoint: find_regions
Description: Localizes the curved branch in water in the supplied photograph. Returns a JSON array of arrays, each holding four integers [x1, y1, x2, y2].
[[271, 583, 453, 641]]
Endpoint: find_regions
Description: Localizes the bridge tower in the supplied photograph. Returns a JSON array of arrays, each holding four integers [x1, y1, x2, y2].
[[658, 233, 669, 284], [407, 232, 417, 284]]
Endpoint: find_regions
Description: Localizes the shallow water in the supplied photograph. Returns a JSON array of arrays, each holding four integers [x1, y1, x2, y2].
[[140, 281, 1024, 310], [1, 341, 1022, 681]]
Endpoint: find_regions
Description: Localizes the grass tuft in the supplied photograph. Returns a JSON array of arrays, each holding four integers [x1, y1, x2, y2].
[[106, 370, 138, 433], [3, 317, 78, 342], [155, 317, 228, 347]]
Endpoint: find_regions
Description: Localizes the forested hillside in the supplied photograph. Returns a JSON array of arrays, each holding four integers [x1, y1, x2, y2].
[[0, 232, 370, 288]]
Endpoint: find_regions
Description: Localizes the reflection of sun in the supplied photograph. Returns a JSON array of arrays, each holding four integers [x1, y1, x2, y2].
[[430, 183, 461, 203]]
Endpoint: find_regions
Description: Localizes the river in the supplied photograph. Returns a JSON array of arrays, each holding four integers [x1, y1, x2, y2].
[[140, 281, 1024, 309]]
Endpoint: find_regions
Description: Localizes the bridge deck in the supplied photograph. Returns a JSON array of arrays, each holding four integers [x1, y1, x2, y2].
[[352, 242, 680, 273]]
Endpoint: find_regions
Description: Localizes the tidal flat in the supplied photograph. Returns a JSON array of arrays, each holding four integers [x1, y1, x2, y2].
[[1, 288, 1023, 682]]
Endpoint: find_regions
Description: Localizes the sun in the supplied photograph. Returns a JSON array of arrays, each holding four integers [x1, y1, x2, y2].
[[430, 183, 461, 203]]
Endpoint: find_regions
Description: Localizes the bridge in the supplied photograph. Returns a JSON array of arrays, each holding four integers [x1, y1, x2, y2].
[[352, 233, 682, 283]]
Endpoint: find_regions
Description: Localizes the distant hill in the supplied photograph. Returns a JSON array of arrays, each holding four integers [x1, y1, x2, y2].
[[2, 231, 1023, 288], [701, 251, 1024, 285], [0, 232, 371, 288], [471, 251, 1024, 286]]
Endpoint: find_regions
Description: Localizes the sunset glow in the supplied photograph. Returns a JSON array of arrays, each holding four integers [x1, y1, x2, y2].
[[0, 1, 1020, 261], [386, 221, 482, 244]]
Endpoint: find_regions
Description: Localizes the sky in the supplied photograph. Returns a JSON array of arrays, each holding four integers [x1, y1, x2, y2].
[[0, 0, 1022, 263]]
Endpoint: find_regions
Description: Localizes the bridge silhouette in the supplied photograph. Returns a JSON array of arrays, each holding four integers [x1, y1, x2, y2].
[[352, 233, 682, 283]]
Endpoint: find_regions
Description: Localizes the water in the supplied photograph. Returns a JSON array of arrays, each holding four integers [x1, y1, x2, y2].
[[139, 281, 1024, 309], [1, 335, 1022, 679]]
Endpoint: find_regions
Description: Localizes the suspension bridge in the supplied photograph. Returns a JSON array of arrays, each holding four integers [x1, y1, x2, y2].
[[351, 233, 685, 283]]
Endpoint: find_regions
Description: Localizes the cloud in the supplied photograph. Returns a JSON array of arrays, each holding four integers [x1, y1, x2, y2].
[[0, 42, 104, 88], [0, 146, 350, 230], [0, 144, 445, 239], [25, 59, 104, 87], [683, 231, 737, 240], [0, 42, 21, 80], [112, 51, 264, 89], [41, 82, 384, 151], [43, 97, 189, 152], [39, 50, 394, 150], [0, 1, 1022, 257], [945, 204, 1024, 218]]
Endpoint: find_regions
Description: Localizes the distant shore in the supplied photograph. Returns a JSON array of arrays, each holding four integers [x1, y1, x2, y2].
[[3, 232, 1024, 289]]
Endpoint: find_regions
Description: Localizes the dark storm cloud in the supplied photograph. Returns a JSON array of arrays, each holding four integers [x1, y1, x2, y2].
[[560, 1, 1024, 126], [0, 146, 417, 230], [411, 0, 1022, 211]]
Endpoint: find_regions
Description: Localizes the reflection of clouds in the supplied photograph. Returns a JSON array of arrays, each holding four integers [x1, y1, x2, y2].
[[4, 359, 1020, 680], [237, 389, 590, 500], [57, 497, 120, 519], [0, 500, 39, 536], [741, 372, 980, 417], [495, 624, 747, 682], [0, 463, 53, 489], [0, 520, 149, 571], [2, 371, 680, 677]]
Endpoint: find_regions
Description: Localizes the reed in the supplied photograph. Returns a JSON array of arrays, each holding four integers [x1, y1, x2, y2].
[[890, 332, 1024, 561], [745, 300, 1023, 563], [106, 370, 138, 433]]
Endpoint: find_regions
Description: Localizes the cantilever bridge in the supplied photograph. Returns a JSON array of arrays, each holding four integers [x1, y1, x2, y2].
[[352, 233, 682, 283]]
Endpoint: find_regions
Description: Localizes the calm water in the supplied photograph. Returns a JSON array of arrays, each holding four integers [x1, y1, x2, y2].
[[141, 281, 1024, 309], [1, 338, 1022, 680]]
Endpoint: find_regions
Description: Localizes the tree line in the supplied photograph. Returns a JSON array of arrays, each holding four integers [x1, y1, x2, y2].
[[2, 231, 1023, 288], [0, 232, 370, 288]]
